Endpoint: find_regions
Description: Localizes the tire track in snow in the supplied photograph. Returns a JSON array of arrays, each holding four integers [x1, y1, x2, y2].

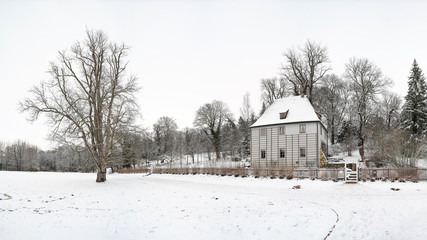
[[304, 200, 339, 240], [324, 208, 339, 240]]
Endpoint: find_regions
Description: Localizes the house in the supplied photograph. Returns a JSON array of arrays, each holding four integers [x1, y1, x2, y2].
[[251, 95, 328, 168]]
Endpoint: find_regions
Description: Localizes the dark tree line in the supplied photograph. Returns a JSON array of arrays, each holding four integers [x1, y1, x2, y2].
[[0, 141, 94, 172]]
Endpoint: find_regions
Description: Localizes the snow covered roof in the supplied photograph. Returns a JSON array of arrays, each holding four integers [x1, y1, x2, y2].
[[251, 95, 321, 128]]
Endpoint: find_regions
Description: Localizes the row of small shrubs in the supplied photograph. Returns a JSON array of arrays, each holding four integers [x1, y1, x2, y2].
[[118, 167, 422, 182], [117, 168, 151, 174], [118, 166, 335, 181], [359, 168, 420, 181], [361, 177, 419, 183], [153, 166, 299, 180], [153, 167, 250, 177]]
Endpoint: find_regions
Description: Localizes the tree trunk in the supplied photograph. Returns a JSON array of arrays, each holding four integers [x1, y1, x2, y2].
[[358, 113, 365, 161], [359, 146, 364, 162], [331, 117, 335, 145], [207, 147, 211, 161], [214, 143, 221, 161], [96, 170, 106, 182], [216, 151, 221, 161], [96, 167, 107, 182]]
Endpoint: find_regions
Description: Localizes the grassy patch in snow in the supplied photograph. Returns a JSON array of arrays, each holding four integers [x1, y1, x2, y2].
[[0, 193, 12, 200]]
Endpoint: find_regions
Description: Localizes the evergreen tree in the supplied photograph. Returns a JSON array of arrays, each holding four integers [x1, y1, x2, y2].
[[259, 102, 267, 116], [237, 113, 258, 159], [400, 59, 427, 136], [238, 117, 250, 158], [337, 121, 358, 156]]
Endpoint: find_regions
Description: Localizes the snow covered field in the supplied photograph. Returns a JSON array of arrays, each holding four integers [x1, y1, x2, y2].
[[1, 172, 427, 240]]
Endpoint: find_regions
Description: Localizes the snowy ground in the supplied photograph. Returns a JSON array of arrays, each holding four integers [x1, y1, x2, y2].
[[1, 172, 427, 240]]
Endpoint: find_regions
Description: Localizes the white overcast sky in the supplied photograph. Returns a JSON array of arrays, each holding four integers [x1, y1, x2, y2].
[[1, 0, 427, 150]]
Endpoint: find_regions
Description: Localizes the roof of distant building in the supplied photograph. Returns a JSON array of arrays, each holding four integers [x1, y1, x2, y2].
[[251, 95, 322, 128]]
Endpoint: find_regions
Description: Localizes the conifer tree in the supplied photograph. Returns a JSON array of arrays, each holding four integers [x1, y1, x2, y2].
[[400, 59, 427, 136]]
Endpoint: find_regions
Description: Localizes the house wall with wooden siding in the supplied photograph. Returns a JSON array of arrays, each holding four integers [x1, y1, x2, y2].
[[251, 122, 321, 168], [251, 128, 260, 167]]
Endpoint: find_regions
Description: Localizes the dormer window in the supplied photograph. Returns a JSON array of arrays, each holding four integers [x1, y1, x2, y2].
[[280, 110, 289, 119]]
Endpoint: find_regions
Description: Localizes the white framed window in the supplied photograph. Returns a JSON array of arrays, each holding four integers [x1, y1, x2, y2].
[[280, 148, 285, 158], [279, 126, 285, 135], [320, 125, 322, 135], [299, 124, 306, 133], [300, 147, 306, 157], [260, 128, 267, 136], [261, 150, 266, 159]]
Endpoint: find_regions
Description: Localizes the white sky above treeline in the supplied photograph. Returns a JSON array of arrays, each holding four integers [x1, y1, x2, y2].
[[1, 0, 426, 150]]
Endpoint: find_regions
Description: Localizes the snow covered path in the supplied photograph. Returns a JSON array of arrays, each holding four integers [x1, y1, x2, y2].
[[1, 172, 426, 240]]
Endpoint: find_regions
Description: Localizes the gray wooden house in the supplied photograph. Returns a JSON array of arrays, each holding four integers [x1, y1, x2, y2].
[[251, 95, 328, 168]]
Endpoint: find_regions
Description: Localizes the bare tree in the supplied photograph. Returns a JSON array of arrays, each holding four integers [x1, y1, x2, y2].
[[174, 131, 185, 167], [22, 145, 39, 171], [140, 131, 157, 166], [281, 40, 331, 103], [313, 74, 349, 144], [377, 128, 426, 167], [381, 92, 402, 128], [260, 78, 287, 107], [184, 128, 199, 164], [240, 92, 254, 122], [194, 100, 234, 161], [20, 29, 140, 182], [344, 57, 392, 161], [239, 93, 256, 159], [153, 116, 178, 166]]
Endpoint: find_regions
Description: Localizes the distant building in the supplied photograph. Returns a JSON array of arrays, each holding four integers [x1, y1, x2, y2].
[[251, 95, 327, 168]]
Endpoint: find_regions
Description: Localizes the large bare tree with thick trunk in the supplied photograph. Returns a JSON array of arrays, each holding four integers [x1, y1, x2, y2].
[[194, 100, 233, 161], [281, 40, 330, 103], [344, 57, 391, 161], [20, 29, 140, 182]]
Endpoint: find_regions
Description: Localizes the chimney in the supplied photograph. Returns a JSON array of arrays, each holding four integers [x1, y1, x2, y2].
[[301, 93, 304, 98]]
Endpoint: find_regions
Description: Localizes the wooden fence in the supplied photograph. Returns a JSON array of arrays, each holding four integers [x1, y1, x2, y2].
[[117, 167, 427, 181]]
